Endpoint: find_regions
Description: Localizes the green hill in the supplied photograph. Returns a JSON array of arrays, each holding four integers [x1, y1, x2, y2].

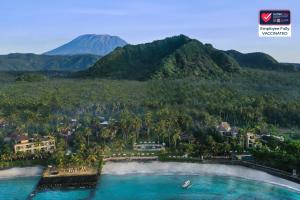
[[84, 35, 240, 80], [226, 50, 297, 71], [0, 53, 101, 71], [83, 35, 298, 80]]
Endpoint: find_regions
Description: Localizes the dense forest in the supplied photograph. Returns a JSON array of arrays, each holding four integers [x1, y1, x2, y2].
[[0, 67, 300, 171]]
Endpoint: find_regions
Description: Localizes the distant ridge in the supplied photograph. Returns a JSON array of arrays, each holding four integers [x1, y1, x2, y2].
[[44, 34, 127, 56], [225, 50, 297, 72], [0, 53, 100, 71]]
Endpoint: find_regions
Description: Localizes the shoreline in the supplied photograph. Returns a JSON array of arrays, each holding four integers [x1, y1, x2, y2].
[[102, 161, 300, 192], [1, 161, 299, 193], [0, 166, 43, 179]]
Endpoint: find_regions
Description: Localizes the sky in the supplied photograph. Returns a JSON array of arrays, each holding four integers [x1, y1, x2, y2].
[[0, 0, 299, 62]]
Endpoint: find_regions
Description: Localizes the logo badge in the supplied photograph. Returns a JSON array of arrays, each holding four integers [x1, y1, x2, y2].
[[258, 10, 291, 37], [261, 13, 272, 23]]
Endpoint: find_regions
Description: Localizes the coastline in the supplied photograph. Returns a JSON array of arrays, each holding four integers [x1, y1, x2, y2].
[[102, 161, 300, 192], [0, 166, 43, 179], [0, 161, 299, 193]]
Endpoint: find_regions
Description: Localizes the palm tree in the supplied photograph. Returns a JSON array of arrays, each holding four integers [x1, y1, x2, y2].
[[86, 150, 97, 166], [155, 119, 167, 143], [120, 109, 131, 142], [206, 136, 216, 155], [100, 127, 111, 145], [70, 154, 81, 166], [172, 129, 181, 148], [84, 127, 92, 146], [132, 116, 142, 142], [144, 112, 152, 139], [113, 140, 125, 152]]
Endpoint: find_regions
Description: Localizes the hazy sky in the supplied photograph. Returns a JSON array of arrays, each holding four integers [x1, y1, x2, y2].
[[0, 0, 299, 62]]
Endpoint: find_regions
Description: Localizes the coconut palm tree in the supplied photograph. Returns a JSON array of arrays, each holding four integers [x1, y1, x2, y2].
[[132, 116, 142, 142], [172, 129, 181, 148], [144, 111, 152, 139], [100, 127, 111, 145], [84, 127, 92, 146], [120, 109, 132, 142]]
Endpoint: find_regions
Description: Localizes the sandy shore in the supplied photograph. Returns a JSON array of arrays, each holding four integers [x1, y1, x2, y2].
[[0, 166, 43, 179], [102, 161, 300, 192]]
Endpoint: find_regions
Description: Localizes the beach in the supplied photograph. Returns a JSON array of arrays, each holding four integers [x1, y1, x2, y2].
[[0, 162, 299, 199], [0, 166, 43, 179], [102, 161, 300, 192]]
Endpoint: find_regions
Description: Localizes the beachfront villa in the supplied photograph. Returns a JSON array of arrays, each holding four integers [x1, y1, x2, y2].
[[133, 142, 165, 151], [14, 135, 56, 154]]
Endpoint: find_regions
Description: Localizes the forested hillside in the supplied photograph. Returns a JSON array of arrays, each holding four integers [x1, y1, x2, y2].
[[226, 50, 297, 71], [84, 35, 297, 80], [84, 35, 241, 80]]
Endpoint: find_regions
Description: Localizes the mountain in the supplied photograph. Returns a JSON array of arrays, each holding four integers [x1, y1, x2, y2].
[[0, 53, 101, 71], [84, 35, 241, 80], [226, 50, 297, 71], [82, 35, 298, 80], [44, 34, 127, 56]]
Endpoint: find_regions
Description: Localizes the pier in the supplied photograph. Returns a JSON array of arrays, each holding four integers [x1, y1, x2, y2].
[[36, 166, 100, 190], [27, 165, 101, 199]]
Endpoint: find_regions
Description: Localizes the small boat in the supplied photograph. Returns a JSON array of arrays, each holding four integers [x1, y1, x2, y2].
[[182, 180, 192, 189]]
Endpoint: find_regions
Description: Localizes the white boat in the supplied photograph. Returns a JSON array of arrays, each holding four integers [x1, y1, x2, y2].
[[182, 180, 192, 189]]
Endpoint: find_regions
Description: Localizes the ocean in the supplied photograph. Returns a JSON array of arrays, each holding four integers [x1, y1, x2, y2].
[[1, 162, 300, 200], [1, 174, 300, 200]]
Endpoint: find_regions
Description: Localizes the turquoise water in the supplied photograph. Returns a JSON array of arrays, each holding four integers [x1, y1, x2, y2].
[[33, 189, 92, 200], [94, 175, 300, 200], [0, 175, 300, 200], [0, 177, 40, 200]]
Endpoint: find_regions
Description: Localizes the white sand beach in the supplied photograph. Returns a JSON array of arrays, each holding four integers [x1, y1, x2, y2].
[[0, 166, 43, 179], [102, 161, 300, 192]]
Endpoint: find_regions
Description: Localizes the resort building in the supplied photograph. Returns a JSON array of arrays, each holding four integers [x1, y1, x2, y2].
[[133, 142, 165, 151], [14, 135, 56, 154], [245, 132, 258, 148], [217, 122, 239, 137]]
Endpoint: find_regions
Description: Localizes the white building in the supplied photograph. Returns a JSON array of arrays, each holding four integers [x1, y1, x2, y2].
[[245, 132, 257, 148], [14, 135, 56, 154]]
